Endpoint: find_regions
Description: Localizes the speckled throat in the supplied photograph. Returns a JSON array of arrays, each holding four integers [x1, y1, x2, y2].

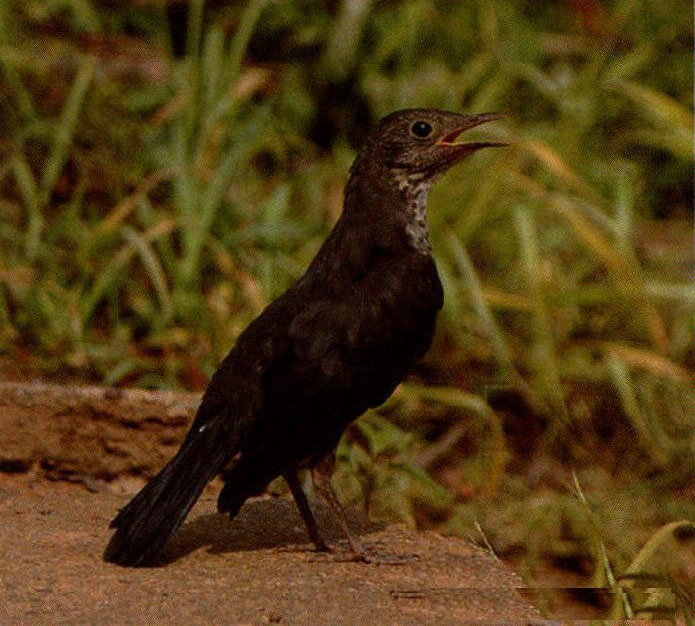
[[392, 169, 440, 255]]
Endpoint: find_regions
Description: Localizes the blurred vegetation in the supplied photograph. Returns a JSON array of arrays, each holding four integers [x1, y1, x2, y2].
[[0, 0, 692, 619]]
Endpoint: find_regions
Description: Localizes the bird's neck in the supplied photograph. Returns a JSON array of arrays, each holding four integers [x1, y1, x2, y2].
[[343, 160, 436, 257], [391, 168, 435, 255], [300, 164, 440, 290]]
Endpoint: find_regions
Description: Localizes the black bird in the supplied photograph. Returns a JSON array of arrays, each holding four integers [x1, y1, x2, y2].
[[104, 109, 504, 566]]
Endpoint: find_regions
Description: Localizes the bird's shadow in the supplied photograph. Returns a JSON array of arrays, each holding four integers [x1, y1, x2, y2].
[[155, 496, 384, 566]]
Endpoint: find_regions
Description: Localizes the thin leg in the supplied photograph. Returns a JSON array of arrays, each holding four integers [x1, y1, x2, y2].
[[283, 470, 328, 552], [311, 453, 368, 560]]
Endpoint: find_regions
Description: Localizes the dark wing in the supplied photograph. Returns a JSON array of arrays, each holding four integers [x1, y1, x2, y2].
[[182, 301, 294, 446]]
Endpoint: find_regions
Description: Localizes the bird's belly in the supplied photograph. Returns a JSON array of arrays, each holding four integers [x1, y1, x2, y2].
[[277, 304, 438, 461]]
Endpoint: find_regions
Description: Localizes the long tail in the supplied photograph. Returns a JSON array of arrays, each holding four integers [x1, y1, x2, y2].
[[103, 425, 233, 567]]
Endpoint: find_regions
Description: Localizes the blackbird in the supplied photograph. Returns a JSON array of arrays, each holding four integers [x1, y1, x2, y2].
[[104, 108, 504, 566]]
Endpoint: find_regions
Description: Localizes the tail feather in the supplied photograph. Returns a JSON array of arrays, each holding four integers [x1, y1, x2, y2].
[[104, 427, 232, 566]]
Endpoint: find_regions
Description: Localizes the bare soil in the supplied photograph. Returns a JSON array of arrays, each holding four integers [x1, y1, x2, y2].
[[0, 381, 553, 625]]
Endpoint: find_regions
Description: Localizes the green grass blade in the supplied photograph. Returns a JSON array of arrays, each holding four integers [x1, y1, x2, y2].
[[200, 25, 226, 115], [11, 153, 41, 258], [121, 225, 173, 324], [448, 234, 516, 377], [612, 164, 637, 253], [81, 222, 174, 323], [40, 55, 96, 200], [608, 79, 693, 160], [324, 0, 373, 82], [79, 245, 136, 324], [180, 116, 261, 285], [0, 3, 35, 118], [227, 0, 271, 78], [0, 60, 35, 120], [184, 0, 205, 58], [572, 472, 635, 620], [610, 79, 692, 132], [514, 206, 570, 435], [62, 0, 100, 32]]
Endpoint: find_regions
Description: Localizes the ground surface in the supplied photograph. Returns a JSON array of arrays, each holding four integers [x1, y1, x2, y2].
[[0, 477, 552, 625], [0, 381, 557, 624]]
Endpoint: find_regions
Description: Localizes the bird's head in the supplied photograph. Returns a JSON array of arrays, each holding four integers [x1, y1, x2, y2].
[[361, 108, 506, 182]]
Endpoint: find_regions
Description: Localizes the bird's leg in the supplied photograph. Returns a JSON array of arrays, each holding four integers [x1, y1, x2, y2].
[[283, 470, 329, 552], [311, 452, 368, 561]]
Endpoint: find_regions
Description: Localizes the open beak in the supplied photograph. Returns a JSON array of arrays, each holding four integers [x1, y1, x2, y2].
[[436, 113, 508, 151]]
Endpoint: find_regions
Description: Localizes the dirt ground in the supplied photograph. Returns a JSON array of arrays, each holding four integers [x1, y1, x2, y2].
[[0, 380, 563, 625], [0, 475, 555, 625]]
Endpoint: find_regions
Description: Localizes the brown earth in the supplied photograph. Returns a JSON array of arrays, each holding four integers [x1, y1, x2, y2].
[[0, 476, 558, 625], [0, 381, 199, 481], [0, 381, 561, 624]]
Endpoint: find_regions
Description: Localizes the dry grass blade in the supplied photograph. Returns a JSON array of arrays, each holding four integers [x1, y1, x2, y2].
[[643, 281, 695, 306], [605, 353, 668, 466], [522, 138, 600, 201], [572, 471, 635, 620], [552, 197, 669, 353], [96, 169, 175, 237], [617, 521, 694, 620], [602, 342, 692, 383], [621, 520, 694, 576]]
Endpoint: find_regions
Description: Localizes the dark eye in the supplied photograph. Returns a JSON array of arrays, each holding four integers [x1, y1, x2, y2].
[[410, 120, 433, 138]]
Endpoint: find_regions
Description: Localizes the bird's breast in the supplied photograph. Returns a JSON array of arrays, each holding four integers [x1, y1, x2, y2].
[[345, 252, 442, 367]]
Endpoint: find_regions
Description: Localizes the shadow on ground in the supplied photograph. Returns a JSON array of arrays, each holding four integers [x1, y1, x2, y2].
[[158, 496, 385, 565]]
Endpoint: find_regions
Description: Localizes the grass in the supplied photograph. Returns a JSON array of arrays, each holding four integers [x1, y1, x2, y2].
[[1, 0, 692, 619]]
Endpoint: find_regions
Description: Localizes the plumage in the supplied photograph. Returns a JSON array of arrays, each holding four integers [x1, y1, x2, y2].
[[104, 108, 504, 566]]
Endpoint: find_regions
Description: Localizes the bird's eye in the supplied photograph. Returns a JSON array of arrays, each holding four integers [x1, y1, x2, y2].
[[409, 121, 434, 138]]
